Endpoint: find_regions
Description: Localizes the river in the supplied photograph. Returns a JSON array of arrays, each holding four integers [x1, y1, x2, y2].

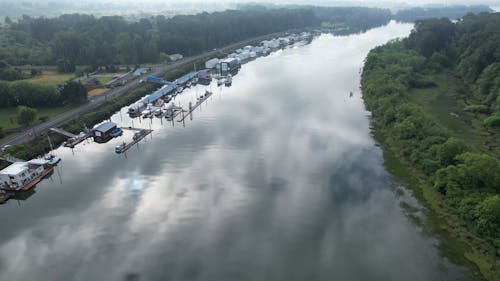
[[0, 22, 472, 281]]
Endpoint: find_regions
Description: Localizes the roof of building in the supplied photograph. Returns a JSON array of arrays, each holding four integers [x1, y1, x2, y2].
[[94, 121, 117, 132], [0, 162, 28, 176], [142, 84, 176, 104], [174, 71, 198, 85]]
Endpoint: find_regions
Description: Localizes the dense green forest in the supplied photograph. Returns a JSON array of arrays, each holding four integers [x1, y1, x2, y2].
[[0, 8, 323, 67], [394, 5, 492, 22], [0, 5, 491, 69], [362, 12, 500, 279]]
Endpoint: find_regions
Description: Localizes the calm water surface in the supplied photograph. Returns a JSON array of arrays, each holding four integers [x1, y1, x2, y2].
[[0, 22, 471, 281]]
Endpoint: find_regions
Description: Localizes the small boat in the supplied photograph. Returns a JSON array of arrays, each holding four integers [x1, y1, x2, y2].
[[141, 109, 152, 118], [163, 95, 172, 103], [133, 129, 147, 140], [155, 99, 164, 107], [349, 91, 353, 97], [45, 155, 61, 166], [141, 103, 154, 118], [110, 127, 123, 137], [154, 108, 163, 117], [115, 142, 126, 153], [224, 75, 232, 87]]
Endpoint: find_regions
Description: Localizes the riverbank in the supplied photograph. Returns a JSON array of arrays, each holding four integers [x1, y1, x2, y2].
[[376, 132, 496, 281], [362, 39, 500, 280]]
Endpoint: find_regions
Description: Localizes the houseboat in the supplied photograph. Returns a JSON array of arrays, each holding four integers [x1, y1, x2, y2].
[[92, 121, 117, 143], [0, 160, 54, 192]]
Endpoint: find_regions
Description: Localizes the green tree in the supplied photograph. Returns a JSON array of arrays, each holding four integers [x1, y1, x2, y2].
[[437, 137, 468, 167], [474, 195, 500, 238], [59, 81, 88, 104], [17, 106, 37, 127]]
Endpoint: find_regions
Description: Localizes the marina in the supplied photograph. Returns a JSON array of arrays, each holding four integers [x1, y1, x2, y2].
[[0, 30, 315, 204]]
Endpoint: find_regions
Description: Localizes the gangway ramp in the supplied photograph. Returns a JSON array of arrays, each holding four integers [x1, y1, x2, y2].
[[49, 128, 77, 138]]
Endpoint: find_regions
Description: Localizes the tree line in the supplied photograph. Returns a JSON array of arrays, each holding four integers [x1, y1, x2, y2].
[[0, 80, 87, 108], [0, 8, 322, 68], [393, 5, 491, 22], [361, 13, 500, 262]]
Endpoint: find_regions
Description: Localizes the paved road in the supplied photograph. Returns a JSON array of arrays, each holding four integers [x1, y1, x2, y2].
[[0, 32, 286, 148]]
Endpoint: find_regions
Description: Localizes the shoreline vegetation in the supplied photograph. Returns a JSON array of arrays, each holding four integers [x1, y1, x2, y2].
[[362, 13, 500, 280]]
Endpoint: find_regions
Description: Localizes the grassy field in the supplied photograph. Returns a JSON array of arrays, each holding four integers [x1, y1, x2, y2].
[[408, 73, 500, 157], [23, 71, 74, 86], [0, 106, 75, 131]]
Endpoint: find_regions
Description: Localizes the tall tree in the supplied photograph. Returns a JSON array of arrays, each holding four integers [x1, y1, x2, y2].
[[17, 106, 37, 127]]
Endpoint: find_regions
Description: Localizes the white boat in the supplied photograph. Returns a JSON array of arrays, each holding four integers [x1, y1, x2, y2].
[[115, 142, 126, 154], [45, 155, 61, 166], [154, 108, 163, 117], [155, 99, 164, 107], [141, 103, 154, 118], [224, 74, 232, 86]]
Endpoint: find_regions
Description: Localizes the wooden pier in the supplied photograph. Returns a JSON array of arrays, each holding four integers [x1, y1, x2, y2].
[[115, 128, 153, 154]]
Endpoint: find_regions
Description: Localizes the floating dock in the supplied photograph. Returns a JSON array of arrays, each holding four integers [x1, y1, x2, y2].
[[115, 128, 153, 154], [178, 91, 213, 123], [166, 108, 185, 121], [50, 127, 91, 148]]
